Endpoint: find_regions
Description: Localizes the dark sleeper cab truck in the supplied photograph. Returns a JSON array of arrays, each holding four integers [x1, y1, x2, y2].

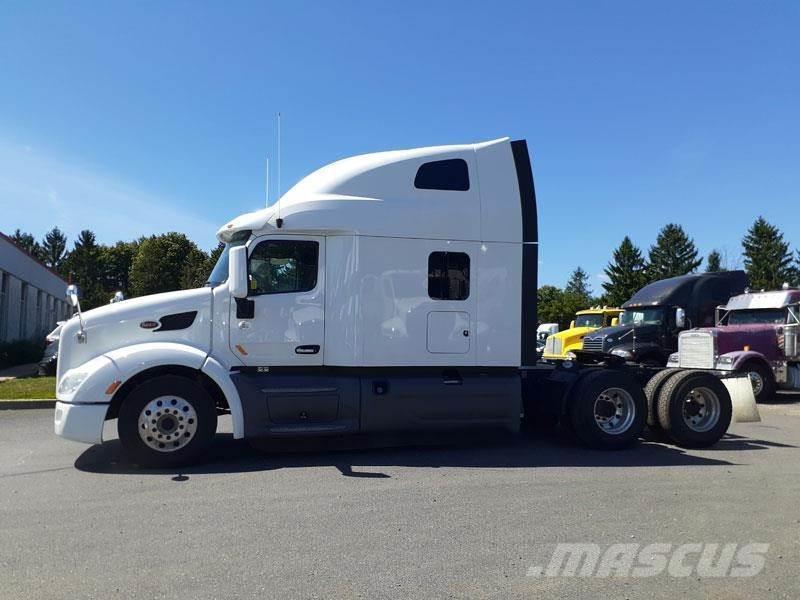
[[53, 138, 760, 467], [581, 271, 748, 366]]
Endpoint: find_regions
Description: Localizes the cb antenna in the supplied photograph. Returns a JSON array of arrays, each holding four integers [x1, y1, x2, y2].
[[265, 157, 270, 208], [276, 112, 283, 228]]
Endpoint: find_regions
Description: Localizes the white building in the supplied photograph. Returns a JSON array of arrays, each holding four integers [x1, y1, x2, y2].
[[0, 231, 71, 343]]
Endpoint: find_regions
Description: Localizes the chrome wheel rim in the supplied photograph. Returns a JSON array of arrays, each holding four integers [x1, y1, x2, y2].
[[593, 387, 636, 435], [747, 371, 764, 396], [681, 387, 721, 433], [137, 395, 198, 452]]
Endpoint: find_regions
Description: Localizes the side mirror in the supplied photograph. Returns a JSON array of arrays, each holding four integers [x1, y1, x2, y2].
[[66, 284, 80, 308], [569, 320, 576, 329], [228, 246, 249, 299], [675, 307, 686, 328], [611, 317, 619, 327]]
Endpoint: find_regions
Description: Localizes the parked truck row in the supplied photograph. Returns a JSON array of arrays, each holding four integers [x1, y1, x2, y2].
[[53, 138, 760, 467]]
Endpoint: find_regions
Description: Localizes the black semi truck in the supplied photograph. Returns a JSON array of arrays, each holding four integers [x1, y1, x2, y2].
[[580, 271, 748, 366]]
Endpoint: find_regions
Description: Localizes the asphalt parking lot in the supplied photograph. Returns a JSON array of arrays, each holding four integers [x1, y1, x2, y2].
[[2, 400, 800, 600]]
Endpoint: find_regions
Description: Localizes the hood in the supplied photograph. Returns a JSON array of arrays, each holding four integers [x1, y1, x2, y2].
[[58, 288, 213, 377], [551, 326, 597, 345], [583, 323, 661, 350], [698, 324, 782, 360]]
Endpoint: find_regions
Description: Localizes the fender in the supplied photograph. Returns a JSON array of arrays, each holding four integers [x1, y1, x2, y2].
[[610, 342, 663, 363], [105, 342, 244, 439], [720, 350, 772, 373], [201, 356, 244, 440]]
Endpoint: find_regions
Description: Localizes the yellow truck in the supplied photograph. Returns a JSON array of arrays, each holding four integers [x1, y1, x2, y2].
[[542, 307, 622, 360]]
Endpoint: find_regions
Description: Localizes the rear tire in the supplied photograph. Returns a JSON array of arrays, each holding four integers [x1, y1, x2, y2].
[[643, 368, 681, 432], [656, 370, 732, 448], [118, 375, 217, 468], [740, 361, 775, 403], [569, 369, 647, 450]]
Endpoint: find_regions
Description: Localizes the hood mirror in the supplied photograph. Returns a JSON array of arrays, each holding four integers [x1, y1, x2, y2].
[[66, 284, 80, 308], [675, 307, 686, 328], [65, 284, 87, 342], [611, 317, 619, 327], [110, 291, 124, 304], [228, 245, 249, 299], [569, 320, 576, 329]]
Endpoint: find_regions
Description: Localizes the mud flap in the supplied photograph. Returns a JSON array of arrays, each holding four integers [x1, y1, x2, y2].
[[723, 376, 761, 423]]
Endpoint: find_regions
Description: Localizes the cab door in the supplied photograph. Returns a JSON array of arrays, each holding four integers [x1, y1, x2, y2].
[[229, 235, 325, 366]]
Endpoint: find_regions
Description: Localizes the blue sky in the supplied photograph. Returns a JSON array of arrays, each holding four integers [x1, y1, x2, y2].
[[1, 1, 798, 288]]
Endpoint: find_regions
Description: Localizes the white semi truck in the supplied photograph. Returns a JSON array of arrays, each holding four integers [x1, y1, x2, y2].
[[53, 138, 757, 466]]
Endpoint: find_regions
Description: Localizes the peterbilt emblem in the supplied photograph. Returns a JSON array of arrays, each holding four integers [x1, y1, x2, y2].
[[139, 320, 159, 329]]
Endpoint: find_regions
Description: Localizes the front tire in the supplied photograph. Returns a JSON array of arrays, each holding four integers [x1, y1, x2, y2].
[[656, 370, 732, 448], [740, 361, 775, 403], [118, 375, 218, 467], [569, 369, 647, 450]]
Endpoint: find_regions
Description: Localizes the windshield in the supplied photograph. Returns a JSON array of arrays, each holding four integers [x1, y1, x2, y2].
[[728, 308, 786, 325], [205, 231, 251, 287], [619, 307, 665, 326], [575, 314, 603, 328]]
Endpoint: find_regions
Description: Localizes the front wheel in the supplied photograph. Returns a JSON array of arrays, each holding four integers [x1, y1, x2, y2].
[[569, 369, 647, 450], [118, 375, 218, 467], [740, 361, 775, 403]]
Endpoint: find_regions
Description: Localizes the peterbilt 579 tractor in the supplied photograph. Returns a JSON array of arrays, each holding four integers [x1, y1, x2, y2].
[[668, 286, 800, 402]]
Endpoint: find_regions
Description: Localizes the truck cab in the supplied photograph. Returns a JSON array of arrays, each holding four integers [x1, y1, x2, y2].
[[581, 271, 747, 366], [541, 307, 621, 360], [535, 323, 559, 353], [668, 287, 800, 401], [53, 137, 542, 466]]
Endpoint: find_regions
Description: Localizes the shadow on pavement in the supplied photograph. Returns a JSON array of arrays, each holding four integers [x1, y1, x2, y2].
[[74, 425, 757, 478]]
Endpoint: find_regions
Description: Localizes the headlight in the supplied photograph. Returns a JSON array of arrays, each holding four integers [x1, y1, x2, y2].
[[611, 348, 633, 359], [716, 356, 734, 365], [668, 352, 679, 364], [566, 351, 577, 359], [57, 371, 89, 395]]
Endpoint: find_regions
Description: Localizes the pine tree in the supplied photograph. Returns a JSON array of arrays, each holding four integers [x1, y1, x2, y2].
[[565, 266, 592, 300], [742, 217, 795, 290], [647, 223, 702, 280], [602, 237, 648, 307], [706, 250, 722, 273], [62, 230, 105, 309], [10, 229, 45, 262], [42, 226, 68, 270]]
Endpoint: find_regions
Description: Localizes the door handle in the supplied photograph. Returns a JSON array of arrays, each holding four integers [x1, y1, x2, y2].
[[295, 345, 320, 355]]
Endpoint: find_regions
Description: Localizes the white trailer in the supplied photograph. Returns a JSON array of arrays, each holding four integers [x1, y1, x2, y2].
[[53, 138, 751, 466]]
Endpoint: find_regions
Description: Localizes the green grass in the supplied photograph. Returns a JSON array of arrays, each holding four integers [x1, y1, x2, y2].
[[0, 377, 56, 400]]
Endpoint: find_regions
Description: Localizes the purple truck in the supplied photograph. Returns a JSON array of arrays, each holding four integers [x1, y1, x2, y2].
[[668, 286, 800, 402]]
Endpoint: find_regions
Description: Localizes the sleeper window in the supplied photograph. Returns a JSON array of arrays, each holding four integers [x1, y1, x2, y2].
[[428, 252, 470, 300], [249, 240, 318, 295], [414, 159, 470, 191]]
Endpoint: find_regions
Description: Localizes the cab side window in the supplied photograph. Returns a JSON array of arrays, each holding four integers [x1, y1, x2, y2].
[[249, 240, 318, 295], [428, 252, 470, 300]]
